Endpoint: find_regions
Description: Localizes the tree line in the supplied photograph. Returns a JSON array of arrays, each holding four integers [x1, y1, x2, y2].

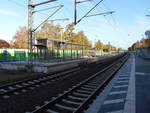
[[94, 40, 119, 52], [9, 22, 119, 51], [128, 36, 150, 51]]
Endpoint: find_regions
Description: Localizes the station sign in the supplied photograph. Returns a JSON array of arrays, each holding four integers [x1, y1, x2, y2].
[[59, 42, 66, 46], [145, 30, 150, 37]]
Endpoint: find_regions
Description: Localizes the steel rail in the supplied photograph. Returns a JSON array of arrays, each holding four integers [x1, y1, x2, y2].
[[0, 67, 81, 96], [0, 55, 114, 90], [0, 55, 113, 96], [30, 53, 129, 113], [74, 54, 129, 113]]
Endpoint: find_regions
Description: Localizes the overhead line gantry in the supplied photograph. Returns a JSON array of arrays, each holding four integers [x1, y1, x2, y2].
[[74, 0, 115, 25]]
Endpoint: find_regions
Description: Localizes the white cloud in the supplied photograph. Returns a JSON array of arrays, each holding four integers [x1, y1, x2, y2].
[[0, 9, 21, 17], [0, 33, 14, 42]]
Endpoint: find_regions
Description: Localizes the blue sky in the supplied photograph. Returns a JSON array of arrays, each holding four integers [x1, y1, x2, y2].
[[0, 0, 150, 49]]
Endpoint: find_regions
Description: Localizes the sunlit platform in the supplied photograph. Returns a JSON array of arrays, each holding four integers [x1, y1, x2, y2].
[[85, 54, 135, 113]]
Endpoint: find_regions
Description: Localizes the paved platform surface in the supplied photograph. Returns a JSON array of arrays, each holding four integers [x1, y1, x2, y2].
[[86, 54, 136, 113], [86, 53, 150, 113], [135, 55, 150, 113]]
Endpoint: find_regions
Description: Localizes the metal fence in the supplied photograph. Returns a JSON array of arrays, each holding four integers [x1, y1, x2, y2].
[[0, 49, 28, 62], [0, 49, 84, 62], [0, 49, 121, 63]]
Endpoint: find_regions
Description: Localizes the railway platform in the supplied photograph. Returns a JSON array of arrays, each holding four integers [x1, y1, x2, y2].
[[0, 55, 109, 74], [0, 58, 86, 73], [85, 53, 135, 113]]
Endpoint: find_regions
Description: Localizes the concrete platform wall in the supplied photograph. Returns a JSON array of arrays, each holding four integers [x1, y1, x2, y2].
[[0, 59, 88, 74]]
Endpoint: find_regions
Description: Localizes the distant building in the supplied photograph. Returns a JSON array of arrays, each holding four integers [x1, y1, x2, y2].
[[34, 38, 86, 59], [35, 38, 65, 50], [0, 39, 10, 48], [34, 38, 65, 59]]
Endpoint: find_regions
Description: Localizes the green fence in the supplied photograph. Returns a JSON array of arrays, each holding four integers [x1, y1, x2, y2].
[[0, 49, 119, 62], [0, 49, 83, 62]]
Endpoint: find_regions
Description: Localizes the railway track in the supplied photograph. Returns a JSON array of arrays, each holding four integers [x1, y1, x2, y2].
[[29, 54, 129, 113], [0, 55, 122, 98], [0, 67, 81, 97]]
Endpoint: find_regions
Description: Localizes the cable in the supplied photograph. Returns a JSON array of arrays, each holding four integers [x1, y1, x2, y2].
[[102, 1, 131, 39], [90, 0, 118, 31], [33, 5, 62, 13], [7, 0, 56, 17], [102, 2, 118, 27], [76, 0, 105, 24], [34, 5, 64, 31], [57, 0, 71, 23]]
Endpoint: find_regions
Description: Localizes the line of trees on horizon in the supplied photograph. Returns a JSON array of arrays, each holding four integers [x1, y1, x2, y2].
[[1, 22, 120, 51], [128, 36, 150, 51]]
